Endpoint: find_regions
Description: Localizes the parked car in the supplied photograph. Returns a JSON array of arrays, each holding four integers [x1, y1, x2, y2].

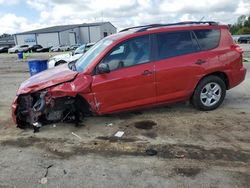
[[12, 21, 246, 131], [36, 46, 52, 53], [83, 42, 95, 52], [238, 36, 250, 44], [28, 44, 43, 52], [8, 45, 29, 53], [0, 46, 9, 53], [232, 36, 240, 43], [50, 45, 70, 52], [48, 43, 95, 68], [69, 44, 81, 50]]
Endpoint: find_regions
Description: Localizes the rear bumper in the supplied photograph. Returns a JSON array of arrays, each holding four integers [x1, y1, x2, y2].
[[228, 67, 247, 89]]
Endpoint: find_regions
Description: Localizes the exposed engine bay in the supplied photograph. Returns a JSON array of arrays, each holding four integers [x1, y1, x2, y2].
[[15, 91, 91, 132]]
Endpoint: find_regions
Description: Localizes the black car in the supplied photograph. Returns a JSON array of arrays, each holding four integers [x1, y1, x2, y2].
[[28, 44, 43, 52], [36, 46, 52, 52], [0, 46, 9, 53], [238, 36, 250, 44]]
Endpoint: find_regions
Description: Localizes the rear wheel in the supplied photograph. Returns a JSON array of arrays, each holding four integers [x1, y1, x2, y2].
[[192, 75, 226, 111]]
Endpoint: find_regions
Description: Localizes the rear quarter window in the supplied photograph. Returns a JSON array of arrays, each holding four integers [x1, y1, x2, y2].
[[193, 29, 220, 51]]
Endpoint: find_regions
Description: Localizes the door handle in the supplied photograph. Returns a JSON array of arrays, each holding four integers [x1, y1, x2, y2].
[[142, 70, 153, 76], [195, 59, 207, 65]]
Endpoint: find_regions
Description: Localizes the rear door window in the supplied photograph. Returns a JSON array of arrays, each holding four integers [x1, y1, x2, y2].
[[193, 29, 220, 51], [156, 31, 198, 60]]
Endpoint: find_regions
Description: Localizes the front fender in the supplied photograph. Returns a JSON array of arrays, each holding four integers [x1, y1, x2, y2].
[[48, 74, 93, 97]]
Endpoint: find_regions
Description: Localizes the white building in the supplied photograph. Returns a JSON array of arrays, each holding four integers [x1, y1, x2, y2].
[[14, 22, 116, 47]]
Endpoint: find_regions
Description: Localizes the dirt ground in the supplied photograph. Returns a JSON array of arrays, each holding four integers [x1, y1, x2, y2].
[[0, 51, 250, 188]]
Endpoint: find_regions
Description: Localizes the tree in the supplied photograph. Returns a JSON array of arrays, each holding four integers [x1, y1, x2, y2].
[[229, 15, 250, 35], [237, 15, 246, 26], [237, 27, 250, 35], [244, 16, 250, 27], [0, 33, 11, 38]]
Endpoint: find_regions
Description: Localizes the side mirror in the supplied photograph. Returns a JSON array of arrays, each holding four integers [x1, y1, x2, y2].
[[97, 63, 110, 74]]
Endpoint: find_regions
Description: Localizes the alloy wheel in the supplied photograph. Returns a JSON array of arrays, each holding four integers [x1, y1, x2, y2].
[[200, 82, 222, 107]]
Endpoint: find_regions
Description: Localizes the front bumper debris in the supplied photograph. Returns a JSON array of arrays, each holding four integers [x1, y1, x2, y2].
[[13, 91, 86, 132]]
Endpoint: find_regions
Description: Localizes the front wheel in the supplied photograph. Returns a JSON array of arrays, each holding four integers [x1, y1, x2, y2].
[[191, 76, 226, 111]]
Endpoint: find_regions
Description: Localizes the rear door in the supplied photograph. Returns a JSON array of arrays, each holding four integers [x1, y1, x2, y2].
[[154, 30, 204, 103], [91, 35, 156, 113], [193, 29, 222, 68], [154, 29, 221, 103]]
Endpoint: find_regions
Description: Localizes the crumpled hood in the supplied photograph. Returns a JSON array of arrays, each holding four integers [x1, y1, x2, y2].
[[17, 64, 78, 95]]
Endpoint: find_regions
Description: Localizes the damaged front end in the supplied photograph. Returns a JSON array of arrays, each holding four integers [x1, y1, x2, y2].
[[14, 91, 89, 132], [12, 63, 95, 132]]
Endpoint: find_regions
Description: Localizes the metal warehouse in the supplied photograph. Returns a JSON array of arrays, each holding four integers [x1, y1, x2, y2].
[[14, 22, 116, 47]]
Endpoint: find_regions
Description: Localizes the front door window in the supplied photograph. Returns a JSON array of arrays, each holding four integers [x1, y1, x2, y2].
[[101, 35, 150, 72]]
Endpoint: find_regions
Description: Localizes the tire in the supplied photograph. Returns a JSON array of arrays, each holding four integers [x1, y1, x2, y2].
[[55, 60, 67, 66], [191, 75, 226, 111]]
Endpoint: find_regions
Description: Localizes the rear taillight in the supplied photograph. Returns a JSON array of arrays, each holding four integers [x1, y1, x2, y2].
[[231, 44, 243, 67], [231, 44, 243, 54]]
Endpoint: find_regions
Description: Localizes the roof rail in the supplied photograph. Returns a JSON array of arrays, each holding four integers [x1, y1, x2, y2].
[[119, 24, 163, 32], [119, 21, 218, 33]]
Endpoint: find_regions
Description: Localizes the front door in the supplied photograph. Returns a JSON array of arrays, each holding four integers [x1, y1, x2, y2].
[[91, 35, 156, 114]]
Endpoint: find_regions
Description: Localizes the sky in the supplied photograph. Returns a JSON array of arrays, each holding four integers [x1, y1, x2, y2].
[[0, 0, 249, 34]]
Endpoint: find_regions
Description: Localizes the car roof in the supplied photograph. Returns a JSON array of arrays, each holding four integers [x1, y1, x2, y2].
[[108, 21, 228, 41]]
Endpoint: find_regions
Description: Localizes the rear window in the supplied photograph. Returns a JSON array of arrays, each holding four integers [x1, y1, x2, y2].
[[156, 31, 198, 60], [193, 29, 220, 51]]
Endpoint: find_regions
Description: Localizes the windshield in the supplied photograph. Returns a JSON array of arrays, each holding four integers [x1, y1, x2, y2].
[[75, 38, 113, 72]]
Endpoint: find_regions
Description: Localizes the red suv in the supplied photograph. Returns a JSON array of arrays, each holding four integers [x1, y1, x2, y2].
[[12, 21, 246, 131]]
